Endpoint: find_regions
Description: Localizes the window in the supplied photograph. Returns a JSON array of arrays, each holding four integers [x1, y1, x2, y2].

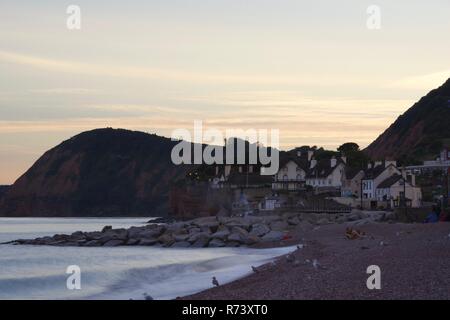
[[283, 175, 288, 181]]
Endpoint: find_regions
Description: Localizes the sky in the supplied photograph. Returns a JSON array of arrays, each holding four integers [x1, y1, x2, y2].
[[0, 0, 449, 184]]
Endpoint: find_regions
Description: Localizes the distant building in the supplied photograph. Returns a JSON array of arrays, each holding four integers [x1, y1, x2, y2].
[[376, 174, 422, 208], [272, 158, 308, 191], [305, 156, 346, 192], [361, 161, 400, 200], [405, 147, 450, 174], [341, 168, 364, 197]]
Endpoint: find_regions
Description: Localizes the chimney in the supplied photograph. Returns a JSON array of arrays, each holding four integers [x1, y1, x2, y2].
[[331, 156, 337, 168], [307, 150, 313, 161], [310, 157, 317, 168], [367, 163, 372, 169], [385, 160, 397, 168]]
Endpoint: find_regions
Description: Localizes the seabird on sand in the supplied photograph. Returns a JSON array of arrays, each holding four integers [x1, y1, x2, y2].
[[212, 276, 219, 287], [251, 266, 259, 273]]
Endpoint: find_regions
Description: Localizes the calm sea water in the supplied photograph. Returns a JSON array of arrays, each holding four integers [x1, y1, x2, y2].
[[0, 218, 294, 300]]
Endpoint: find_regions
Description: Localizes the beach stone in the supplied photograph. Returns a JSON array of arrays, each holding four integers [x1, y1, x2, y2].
[[270, 221, 289, 231], [250, 224, 270, 237], [158, 233, 175, 247], [261, 231, 284, 242], [171, 241, 191, 248], [188, 227, 202, 234], [211, 229, 230, 240], [174, 234, 190, 242], [187, 232, 210, 243], [245, 235, 261, 245], [192, 217, 219, 229], [127, 226, 146, 239], [84, 231, 103, 241], [71, 231, 84, 239], [103, 239, 124, 247], [84, 240, 102, 247], [227, 228, 252, 244], [225, 241, 241, 247], [191, 238, 210, 248], [126, 239, 140, 245], [208, 239, 226, 247], [109, 228, 128, 240], [287, 216, 301, 226], [101, 226, 112, 233], [225, 221, 251, 231], [139, 227, 165, 239], [139, 239, 158, 246]]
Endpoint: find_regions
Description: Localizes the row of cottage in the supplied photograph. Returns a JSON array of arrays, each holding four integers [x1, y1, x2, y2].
[[208, 148, 422, 209]]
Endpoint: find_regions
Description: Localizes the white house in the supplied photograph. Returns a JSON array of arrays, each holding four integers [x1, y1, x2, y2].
[[305, 156, 345, 189], [376, 174, 422, 208], [362, 161, 400, 200], [272, 158, 307, 191]]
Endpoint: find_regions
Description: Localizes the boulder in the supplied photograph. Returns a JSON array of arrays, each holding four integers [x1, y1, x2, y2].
[[84, 240, 102, 247], [127, 226, 147, 239], [245, 235, 261, 245], [261, 231, 284, 242], [84, 231, 103, 241], [270, 221, 289, 231], [287, 216, 301, 226], [187, 232, 210, 243], [101, 226, 112, 233], [174, 234, 190, 242], [158, 233, 175, 247], [126, 239, 140, 245], [109, 228, 128, 240], [211, 229, 230, 241], [208, 239, 226, 247], [171, 241, 191, 248], [103, 239, 124, 247], [139, 239, 158, 246], [191, 238, 210, 248], [249, 224, 270, 237], [188, 227, 202, 234], [191, 216, 219, 229], [139, 227, 165, 239], [225, 241, 241, 247]]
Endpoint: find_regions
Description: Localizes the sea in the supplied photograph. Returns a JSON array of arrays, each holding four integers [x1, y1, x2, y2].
[[0, 217, 294, 300]]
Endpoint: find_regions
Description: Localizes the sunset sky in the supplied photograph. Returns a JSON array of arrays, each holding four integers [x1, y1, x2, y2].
[[1, 0, 449, 184]]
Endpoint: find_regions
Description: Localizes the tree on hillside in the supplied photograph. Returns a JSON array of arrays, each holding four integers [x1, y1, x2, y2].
[[337, 142, 360, 155], [338, 142, 370, 169]]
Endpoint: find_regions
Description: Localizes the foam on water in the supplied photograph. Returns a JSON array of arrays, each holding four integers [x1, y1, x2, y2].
[[0, 218, 294, 300]]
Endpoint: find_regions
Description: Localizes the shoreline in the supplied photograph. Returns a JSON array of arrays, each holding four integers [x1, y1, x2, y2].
[[182, 221, 450, 300]]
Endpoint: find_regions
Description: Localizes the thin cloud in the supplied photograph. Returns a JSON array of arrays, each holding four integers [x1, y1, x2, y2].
[[0, 50, 382, 86]]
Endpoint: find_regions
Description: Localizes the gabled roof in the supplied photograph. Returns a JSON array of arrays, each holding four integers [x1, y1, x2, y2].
[[305, 159, 344, 179], [278, 155, 309, 172], [363, 163, 392, 180], [344, 167, 363, 180], [377, 174, 403, 189]]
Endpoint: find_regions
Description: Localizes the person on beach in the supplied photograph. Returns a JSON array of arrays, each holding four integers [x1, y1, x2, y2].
[[424, 205, 439, 223]]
